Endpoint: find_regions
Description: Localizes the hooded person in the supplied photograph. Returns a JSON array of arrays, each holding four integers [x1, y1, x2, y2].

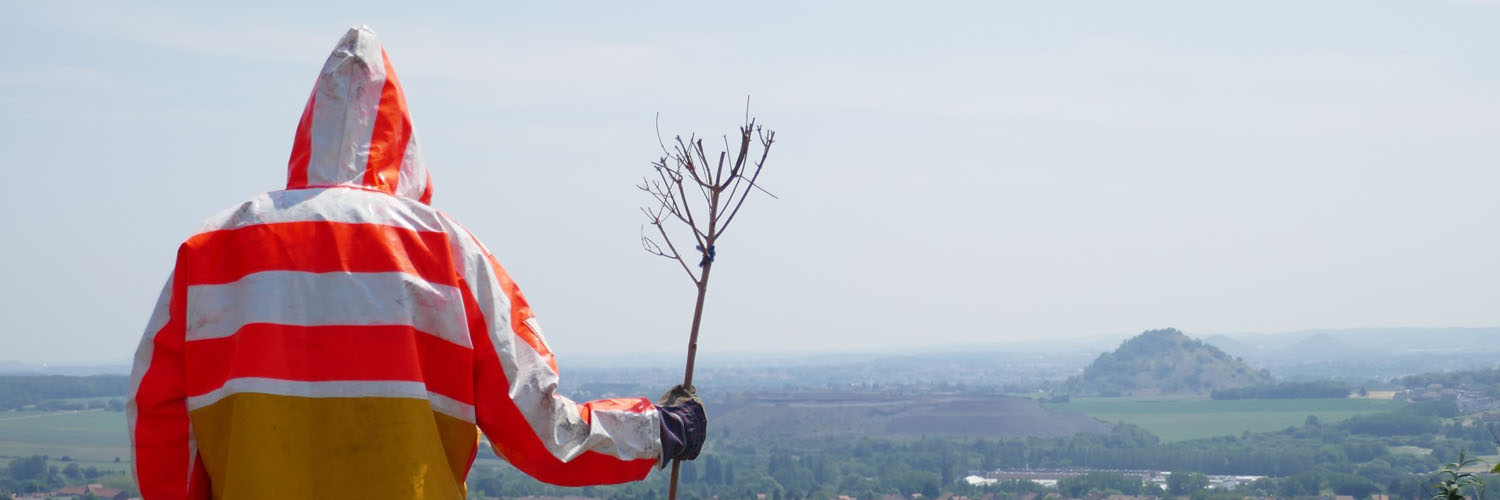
[[128, 26, 705, 500]]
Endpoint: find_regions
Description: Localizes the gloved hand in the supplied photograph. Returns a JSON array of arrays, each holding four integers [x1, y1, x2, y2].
[[655, 384, 706, 468]]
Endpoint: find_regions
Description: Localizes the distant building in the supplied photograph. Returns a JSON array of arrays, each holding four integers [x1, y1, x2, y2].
[[1205, 474, 1265, 490]]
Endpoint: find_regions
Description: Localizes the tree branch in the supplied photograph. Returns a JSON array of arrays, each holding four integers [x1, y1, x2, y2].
[[718, 126, 775, 237]]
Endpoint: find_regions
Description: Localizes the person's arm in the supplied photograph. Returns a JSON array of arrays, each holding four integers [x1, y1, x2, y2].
[[445, 221, 661, 486], [128, 270, 212, 499]]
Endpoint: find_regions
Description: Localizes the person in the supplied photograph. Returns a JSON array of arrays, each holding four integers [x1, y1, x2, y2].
[[127, 25, 706, 500]]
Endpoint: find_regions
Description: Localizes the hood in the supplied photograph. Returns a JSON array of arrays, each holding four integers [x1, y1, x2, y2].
[[286, 26, 431, 204]]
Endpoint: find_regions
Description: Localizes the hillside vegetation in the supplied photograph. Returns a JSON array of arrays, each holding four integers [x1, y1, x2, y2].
[[1401, 366, 1500, 396], [1063, 328, 1273, 396]]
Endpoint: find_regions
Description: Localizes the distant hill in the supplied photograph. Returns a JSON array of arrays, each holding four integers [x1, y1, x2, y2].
[[1063, 328, 1273, 396]]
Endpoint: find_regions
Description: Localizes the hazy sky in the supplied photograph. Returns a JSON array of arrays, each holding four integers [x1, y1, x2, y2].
[[2, 2, 1497, 365]]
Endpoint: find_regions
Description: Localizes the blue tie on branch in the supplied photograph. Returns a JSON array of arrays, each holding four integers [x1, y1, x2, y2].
[[696, 245, 716, 267], [636, 104, 776, 500]]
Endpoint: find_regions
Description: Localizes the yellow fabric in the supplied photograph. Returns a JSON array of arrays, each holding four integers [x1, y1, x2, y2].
[[189, 393, 476, 500]]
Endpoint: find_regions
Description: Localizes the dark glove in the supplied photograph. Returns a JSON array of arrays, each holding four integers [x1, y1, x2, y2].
[[656, 384, 706, 468]]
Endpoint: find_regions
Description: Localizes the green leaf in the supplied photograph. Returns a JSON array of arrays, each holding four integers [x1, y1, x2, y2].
[[1491, 462, 1499, 474]]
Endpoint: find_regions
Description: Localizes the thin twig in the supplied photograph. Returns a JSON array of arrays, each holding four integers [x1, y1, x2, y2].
[[719, 127, 775, 236]]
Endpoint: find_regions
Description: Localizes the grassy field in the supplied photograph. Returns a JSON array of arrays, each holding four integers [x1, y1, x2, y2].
[[717, 393, 1109, 440], [0, 409, 131, 473], [1043, 397, 1401, 442]]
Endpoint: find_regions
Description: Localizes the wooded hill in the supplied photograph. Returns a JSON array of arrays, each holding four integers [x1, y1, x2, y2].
[[1063, 328, 1273, 396]]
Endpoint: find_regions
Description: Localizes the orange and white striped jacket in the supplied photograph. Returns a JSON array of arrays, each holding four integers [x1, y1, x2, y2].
[[127, 26, 661, 500]]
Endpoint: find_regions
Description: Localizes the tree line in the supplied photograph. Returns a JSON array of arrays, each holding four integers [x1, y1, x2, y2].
[[0, 455, 132, 497], [0, 375, 128, 411], [1401, 368, 1500, 397]]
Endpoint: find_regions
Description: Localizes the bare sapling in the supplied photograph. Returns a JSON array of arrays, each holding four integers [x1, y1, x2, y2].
[[638, 108, 775, 500]]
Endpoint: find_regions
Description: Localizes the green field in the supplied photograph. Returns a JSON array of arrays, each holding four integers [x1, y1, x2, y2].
[[0, 409, 131, 473], [1043, 397, 1401, 442]]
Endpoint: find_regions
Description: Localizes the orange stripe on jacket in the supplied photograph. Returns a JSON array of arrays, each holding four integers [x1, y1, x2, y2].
[[180, 221, 456, 286], [286, 88, 316, 189], [363, 48, 411, 195], [183, 324, 475, 404], [579, 398, 656, 424]]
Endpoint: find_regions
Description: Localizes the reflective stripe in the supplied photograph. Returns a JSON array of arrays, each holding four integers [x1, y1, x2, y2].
[[198, 188, 447, 234], [186, 377, 475, 423], [187, 379, 424, 409], [429, 391, 477, 423], [399, 139, 428, 203], [185, 270, 470, 348]]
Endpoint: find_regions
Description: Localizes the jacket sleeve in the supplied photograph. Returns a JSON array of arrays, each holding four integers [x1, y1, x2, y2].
[[446, 221, 661, 486], [128, 269, 212, 500]]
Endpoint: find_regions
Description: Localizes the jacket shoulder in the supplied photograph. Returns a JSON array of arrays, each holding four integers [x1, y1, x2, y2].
[[194, 188, 451, 237]]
